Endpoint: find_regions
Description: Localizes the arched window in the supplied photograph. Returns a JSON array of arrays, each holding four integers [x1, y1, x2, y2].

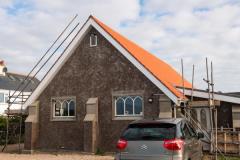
[[69, 100, 75, 116], [62, 101, 68, 116], [125, 97, 133, 115], [115, 96, 143, 116], [134, 96, 143, 115], [54, 101, 61, 116], [116, 98, 124, 115], [201, 109, 207, 129], [52, 97, 76, 119]]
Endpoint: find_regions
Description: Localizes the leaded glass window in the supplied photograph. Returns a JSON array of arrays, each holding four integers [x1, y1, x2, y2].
[[115, 96, 143, 116], [52, 97, 76, 118], [116, 97, 124, 115]]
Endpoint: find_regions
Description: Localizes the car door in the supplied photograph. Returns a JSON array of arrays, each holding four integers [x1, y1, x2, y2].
[[181, 121, 195, 160], [187, 122, 202, 160]]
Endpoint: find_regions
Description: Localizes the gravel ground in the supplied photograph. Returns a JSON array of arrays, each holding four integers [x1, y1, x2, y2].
[[0, 153, 114, 160], [0, 153, 240, 160]]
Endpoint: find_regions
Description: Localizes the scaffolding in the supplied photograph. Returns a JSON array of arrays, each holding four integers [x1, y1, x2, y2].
[[180, 58, 227, 160], [1, 14, 81, 153]]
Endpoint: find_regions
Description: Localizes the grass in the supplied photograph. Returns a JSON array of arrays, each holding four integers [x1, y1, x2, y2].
[[220, 157, 240, 160], [95, 148, 105, 156]]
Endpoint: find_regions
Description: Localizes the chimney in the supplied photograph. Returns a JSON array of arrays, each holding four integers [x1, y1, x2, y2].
[[0, 60, 7, 76]]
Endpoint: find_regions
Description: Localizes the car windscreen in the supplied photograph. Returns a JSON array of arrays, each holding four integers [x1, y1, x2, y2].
[[121, 123, 176, 141]]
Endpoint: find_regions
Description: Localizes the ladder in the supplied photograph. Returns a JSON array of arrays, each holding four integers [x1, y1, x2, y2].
[[184, 107, 227, 160]]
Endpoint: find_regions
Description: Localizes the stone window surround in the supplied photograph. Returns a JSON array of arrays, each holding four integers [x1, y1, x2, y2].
[[112, 90, 144, 120], [50, 96, 76, 121], [90, 33, 97, 47]]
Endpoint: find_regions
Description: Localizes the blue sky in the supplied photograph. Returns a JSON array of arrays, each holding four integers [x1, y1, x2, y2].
[[1, 0, 240, 92], [6, 0, 33, 15]]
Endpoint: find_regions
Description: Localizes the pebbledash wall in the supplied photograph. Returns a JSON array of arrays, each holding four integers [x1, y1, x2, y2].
[[31, 27, 165, 152]]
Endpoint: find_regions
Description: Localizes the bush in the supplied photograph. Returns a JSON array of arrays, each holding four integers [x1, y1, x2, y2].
[[0, 115, 26, 145], [95, 148, 105, 156], [0, 116, 7, 130]]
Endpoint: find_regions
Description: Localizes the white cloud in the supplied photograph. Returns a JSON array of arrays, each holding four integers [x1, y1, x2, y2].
[[142, 0, 227, 13], [0, 0, 140, 76], [0, 0, 240, 92], [119, 1, 240, 92]]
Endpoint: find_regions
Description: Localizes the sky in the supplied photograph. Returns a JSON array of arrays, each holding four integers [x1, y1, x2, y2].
[[0, 0, 240, 92]]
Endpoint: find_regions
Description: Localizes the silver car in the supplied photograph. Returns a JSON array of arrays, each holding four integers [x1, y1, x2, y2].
[[115, 118, 204, 160]]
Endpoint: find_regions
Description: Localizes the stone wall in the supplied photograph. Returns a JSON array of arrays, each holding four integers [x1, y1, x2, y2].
[[35, 26, 162, 152]]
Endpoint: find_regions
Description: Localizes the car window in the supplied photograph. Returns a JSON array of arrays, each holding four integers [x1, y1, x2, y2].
[[176, 122, 184, 138], [182, 123, 191, 139], [187, 122, 197, 137], [121, 123, 176, 141]]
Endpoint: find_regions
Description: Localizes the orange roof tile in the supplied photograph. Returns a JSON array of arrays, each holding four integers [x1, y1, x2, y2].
[[91, 16, 192, 99]]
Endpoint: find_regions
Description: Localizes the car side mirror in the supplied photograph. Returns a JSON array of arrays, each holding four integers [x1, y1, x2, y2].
[[197, 132, 204, 139]]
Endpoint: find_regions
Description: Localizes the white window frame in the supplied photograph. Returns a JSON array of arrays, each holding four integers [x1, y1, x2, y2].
[[114, 96, 143, 117], [90, 33, 97, 47], [51, 96, 76, 121]]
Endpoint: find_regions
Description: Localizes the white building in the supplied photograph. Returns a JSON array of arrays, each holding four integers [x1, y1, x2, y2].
[[0, 60, 39, 115]]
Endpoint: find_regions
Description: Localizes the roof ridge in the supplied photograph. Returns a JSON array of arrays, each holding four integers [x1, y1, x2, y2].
[[91, 16, 191, 98], [23, 15, 191, 108]]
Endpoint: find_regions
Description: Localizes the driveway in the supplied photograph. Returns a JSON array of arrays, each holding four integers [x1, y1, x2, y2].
[[0, 153, 114, 160], [1, 152, 240, 160]]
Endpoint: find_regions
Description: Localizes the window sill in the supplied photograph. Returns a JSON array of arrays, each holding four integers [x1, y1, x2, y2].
[[112, 116, 143, 121], [51, 117, 76, 121]]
